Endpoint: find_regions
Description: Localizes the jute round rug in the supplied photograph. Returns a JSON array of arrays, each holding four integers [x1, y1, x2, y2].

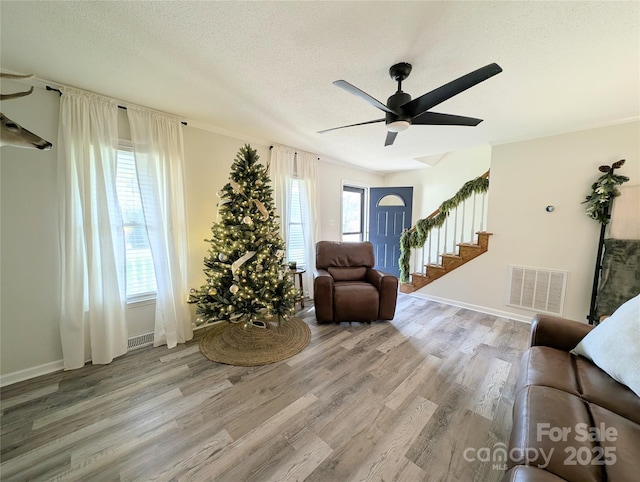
[[199, 317, 311, 366]]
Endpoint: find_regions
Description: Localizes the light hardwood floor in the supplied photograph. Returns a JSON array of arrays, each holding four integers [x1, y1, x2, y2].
[[1, 294, 531, 481]]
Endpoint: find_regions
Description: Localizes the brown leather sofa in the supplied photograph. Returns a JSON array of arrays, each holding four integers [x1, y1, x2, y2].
[[503, 314, 640, 481], [313, 241, 398, 323]]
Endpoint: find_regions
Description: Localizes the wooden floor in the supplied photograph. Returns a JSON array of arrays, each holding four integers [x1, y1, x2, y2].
[[1, 295, 530, 481]]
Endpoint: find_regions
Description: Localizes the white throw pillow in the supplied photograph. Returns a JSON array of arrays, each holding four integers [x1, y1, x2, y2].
[[572, 293, 640, 397]]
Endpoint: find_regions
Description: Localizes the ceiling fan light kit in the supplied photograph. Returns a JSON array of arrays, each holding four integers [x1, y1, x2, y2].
[[387, 120, 410, 133], [320, 62, 503, 146]]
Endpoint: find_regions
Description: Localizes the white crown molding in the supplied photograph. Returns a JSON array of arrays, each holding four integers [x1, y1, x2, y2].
[[492, 116, 640, 148]]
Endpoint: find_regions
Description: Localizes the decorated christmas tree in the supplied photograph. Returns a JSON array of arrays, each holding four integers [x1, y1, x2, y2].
[[190, 145, 299, 328]]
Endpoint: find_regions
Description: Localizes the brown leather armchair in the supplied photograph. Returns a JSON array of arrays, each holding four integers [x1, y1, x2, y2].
[[313, 241, 398, 323]]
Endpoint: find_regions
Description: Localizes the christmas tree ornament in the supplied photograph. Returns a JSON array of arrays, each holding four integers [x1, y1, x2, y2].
[[208, 287, 217, 296], [218, 253, 228, 262], [229, 284, 239, 294], [242, 216, 253, 225]]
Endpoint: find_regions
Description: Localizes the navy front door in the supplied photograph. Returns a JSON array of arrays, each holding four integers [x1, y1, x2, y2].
[[369, 187, 413, 278]]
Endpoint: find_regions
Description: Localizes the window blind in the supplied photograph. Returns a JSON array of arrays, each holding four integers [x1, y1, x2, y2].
[[115, 148, 157, 300], [287, 178, 307, 269]]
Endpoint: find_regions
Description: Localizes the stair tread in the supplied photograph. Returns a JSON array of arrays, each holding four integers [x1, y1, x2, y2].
[[457, 242, 482, 247], [441, 253, 462, 259]]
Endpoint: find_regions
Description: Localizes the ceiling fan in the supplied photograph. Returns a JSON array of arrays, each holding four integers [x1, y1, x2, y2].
[[318, 62, 503, 146]]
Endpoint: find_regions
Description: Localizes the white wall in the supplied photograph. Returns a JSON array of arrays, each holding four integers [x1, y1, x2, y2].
[[413, 122, 639, 323], [1, 81, 61, 378]]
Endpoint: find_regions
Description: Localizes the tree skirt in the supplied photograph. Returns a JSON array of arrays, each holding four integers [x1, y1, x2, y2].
[[199, 317, 311, 366]]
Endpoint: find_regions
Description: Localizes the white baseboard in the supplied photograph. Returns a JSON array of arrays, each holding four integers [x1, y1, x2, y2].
[[406, 292, 532, 324], [0, 359, 65, 388]]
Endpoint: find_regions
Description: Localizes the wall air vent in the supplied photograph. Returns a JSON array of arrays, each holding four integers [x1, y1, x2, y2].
[[507, 265, 567, 315], [127, 332, 154, 350]]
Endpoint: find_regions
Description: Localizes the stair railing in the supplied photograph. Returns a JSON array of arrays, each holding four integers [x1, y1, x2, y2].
[[399, 171, 490, 283]]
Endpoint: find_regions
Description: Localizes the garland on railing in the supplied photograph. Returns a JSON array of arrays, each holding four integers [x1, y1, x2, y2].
[[399, 175, 489, 283], [582, 160, 629, 224]]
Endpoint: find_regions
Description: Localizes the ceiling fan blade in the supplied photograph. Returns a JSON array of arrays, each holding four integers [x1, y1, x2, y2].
[[317, 118, 385, 134], [333, 80, 398, 115], [412, 112, 483, 126], [385, 131, 398, 146], [402, 63, 502, 118]]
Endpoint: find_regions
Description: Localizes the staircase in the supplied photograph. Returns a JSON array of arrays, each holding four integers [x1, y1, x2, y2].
[[400, 171, 491, 294], [401, 232, 492, 293]]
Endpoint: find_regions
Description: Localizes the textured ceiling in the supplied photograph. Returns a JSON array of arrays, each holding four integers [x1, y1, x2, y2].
[[1, 1, 638, 172]]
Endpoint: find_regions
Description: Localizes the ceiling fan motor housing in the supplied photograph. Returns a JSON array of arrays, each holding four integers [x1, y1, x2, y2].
[[386, 91, 412, 125]]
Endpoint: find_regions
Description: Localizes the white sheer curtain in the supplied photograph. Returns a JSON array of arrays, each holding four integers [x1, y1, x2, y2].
[[269, 145, 295, 242], [58, 87, 127, 369], [127, 108, 192, 348], [295, 152, 319, 298], [269, 145, 319, 299]]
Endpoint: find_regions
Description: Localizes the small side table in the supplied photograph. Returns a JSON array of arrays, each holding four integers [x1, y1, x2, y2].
[[288, 269, 306, 308]]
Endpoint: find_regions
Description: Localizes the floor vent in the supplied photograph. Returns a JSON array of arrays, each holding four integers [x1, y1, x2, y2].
[[128, 332, 154, 350], [507, 265, 567, 315]]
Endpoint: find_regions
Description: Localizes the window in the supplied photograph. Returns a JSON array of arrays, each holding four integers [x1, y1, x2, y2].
[[287, 178, 307, 269], [342, 185, 366, 242], [115, 146, 157, 300]]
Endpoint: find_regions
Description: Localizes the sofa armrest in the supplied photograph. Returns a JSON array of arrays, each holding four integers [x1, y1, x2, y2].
[[366, 268, 383, 288], [313, 268, 334, 323], [529, 314, 594, 351], [367, 269, 398, 320]]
